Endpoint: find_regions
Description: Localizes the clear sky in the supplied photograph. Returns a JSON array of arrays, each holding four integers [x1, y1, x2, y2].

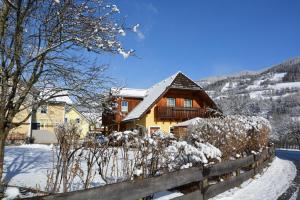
[[98, 0, 300, 88]]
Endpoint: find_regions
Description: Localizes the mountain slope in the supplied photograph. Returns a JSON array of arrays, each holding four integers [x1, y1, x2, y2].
[[197, 57, 300, 138]]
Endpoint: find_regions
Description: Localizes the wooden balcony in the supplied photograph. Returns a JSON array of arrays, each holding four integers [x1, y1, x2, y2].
[[154, 106, 207, 121]]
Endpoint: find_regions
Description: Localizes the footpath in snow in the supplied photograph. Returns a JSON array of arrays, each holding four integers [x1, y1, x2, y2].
[[155, 157, 297, 200], [210, 157, 296, 200]]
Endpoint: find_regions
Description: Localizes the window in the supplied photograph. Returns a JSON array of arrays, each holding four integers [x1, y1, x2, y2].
[[40, 105, 48, 114], [169, 126, 174, 133], [149, 127, 160, 134], [121, 101, 128, 112], [184, 99, 192, 108], [76, 118, 80, 123], [167, 98, 176, 107], [32, 123, 40, 130]]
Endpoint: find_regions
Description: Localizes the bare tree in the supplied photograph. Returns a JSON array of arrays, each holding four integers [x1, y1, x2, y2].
[[0, 0, 134, 182]]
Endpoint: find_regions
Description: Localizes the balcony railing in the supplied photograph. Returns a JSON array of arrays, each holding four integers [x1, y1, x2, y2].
[[154, 106, 207, 121]]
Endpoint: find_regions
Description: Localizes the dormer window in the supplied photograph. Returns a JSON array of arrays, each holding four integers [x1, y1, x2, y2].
[[184, 99, 192, 108], [167, 98, 176, 107], [121, 101, 128, 112]]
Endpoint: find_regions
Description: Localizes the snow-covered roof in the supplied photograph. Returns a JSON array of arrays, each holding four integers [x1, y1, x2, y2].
[[40, 89, 73, 104], [173, 117, 203, 127], [111, 88, 147, 98], [123, 72, 199, 121]]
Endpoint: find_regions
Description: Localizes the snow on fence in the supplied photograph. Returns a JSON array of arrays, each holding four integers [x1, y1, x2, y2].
[[27, 145, 275, 200]]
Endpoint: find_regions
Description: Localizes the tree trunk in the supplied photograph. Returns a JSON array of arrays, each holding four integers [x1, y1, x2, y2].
[[0, 132, 7, 183]]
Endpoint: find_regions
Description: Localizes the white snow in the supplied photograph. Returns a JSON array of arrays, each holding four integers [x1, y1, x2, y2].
[[132, 24, 145, 40], [249, 90, 266, 99], [210, 157, 297, 200], [246, 79, 264, 90], [117, 48, 133, 59], [3, 187, 20, 200], [173, 117, 202, 127], [39, 89, 73, 104], [111, 5, 120, 13], [118, 29, 126, 36], [111, 87, 147, 98], [221, 82, 238, 92], [133, 24, 140, 32], [154, 191, 183, 200], [269, 82, 300, 90], [269, 73, 286, 81], [17, 144, 54, 150]]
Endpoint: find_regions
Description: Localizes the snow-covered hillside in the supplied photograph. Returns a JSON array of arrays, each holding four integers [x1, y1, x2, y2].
[[197, 57, 300, 138]]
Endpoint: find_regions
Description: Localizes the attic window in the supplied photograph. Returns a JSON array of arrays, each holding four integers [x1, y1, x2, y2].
[[121, 101, 128, 112], [167, 98, 176, 107]]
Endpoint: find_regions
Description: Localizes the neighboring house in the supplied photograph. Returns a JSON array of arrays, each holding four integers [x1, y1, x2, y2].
[[8, 91, 73, 143], [102, 72, 220, 134], [30, 94, 73, 143], [65, 106, 91, 138]]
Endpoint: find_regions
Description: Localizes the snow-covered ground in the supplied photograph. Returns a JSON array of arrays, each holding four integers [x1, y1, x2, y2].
[[3, 145, 297, 200]]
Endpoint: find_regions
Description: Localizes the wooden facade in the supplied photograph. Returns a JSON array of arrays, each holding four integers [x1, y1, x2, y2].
[[102, 96, 143, 131]]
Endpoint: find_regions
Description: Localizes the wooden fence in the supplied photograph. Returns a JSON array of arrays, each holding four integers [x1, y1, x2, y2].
[[29, 146, 275, 200], [273, 140, 300, 150]]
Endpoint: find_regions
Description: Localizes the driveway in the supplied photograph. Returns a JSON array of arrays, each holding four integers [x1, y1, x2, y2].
[[276, 149, 300, 200]]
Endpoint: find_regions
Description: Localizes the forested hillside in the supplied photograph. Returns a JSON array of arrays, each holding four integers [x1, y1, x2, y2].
[[198, 57, 300, 142]]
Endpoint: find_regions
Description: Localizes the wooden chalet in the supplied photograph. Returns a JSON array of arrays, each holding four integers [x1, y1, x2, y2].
[[102, 72, 221, 135]]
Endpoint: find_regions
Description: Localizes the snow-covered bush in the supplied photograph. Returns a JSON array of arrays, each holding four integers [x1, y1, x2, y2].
[[188, 115, 271, 159], [105, 129, 221, 175], [163, 141, 221, 170], [44, 126, 223, 192]]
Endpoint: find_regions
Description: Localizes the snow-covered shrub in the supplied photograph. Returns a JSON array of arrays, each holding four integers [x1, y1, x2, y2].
[[163, 141, 221, 170], [106, 129, 221, 175], [188, 115, 271, 159]]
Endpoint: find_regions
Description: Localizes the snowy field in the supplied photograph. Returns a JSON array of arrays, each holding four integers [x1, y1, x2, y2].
[[3, 145, 297, 200]]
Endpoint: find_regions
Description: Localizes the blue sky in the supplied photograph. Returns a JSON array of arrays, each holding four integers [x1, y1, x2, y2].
[[100, 0, 300, 88]]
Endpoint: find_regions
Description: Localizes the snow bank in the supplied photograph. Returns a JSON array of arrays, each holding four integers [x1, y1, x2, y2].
[[270, 82, 300, 90], [211, 157, 296, 200], [17, 144, 54, 150], [3, 187, 20, 200]]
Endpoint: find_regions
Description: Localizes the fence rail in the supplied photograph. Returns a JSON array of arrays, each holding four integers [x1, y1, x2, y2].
[[273, 141, 300, 150], [30, 145, 275, 200]]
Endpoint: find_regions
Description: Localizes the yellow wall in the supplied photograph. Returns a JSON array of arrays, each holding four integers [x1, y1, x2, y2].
[[65, 108, 90, 138], [125, 107, 179, 133], [10, 105, 31, 137], [33, 103, 65, 132]]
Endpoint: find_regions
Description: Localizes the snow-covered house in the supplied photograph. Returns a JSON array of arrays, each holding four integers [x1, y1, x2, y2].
[[8, 90, 73, 143], [102, 72, 220, 134]]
